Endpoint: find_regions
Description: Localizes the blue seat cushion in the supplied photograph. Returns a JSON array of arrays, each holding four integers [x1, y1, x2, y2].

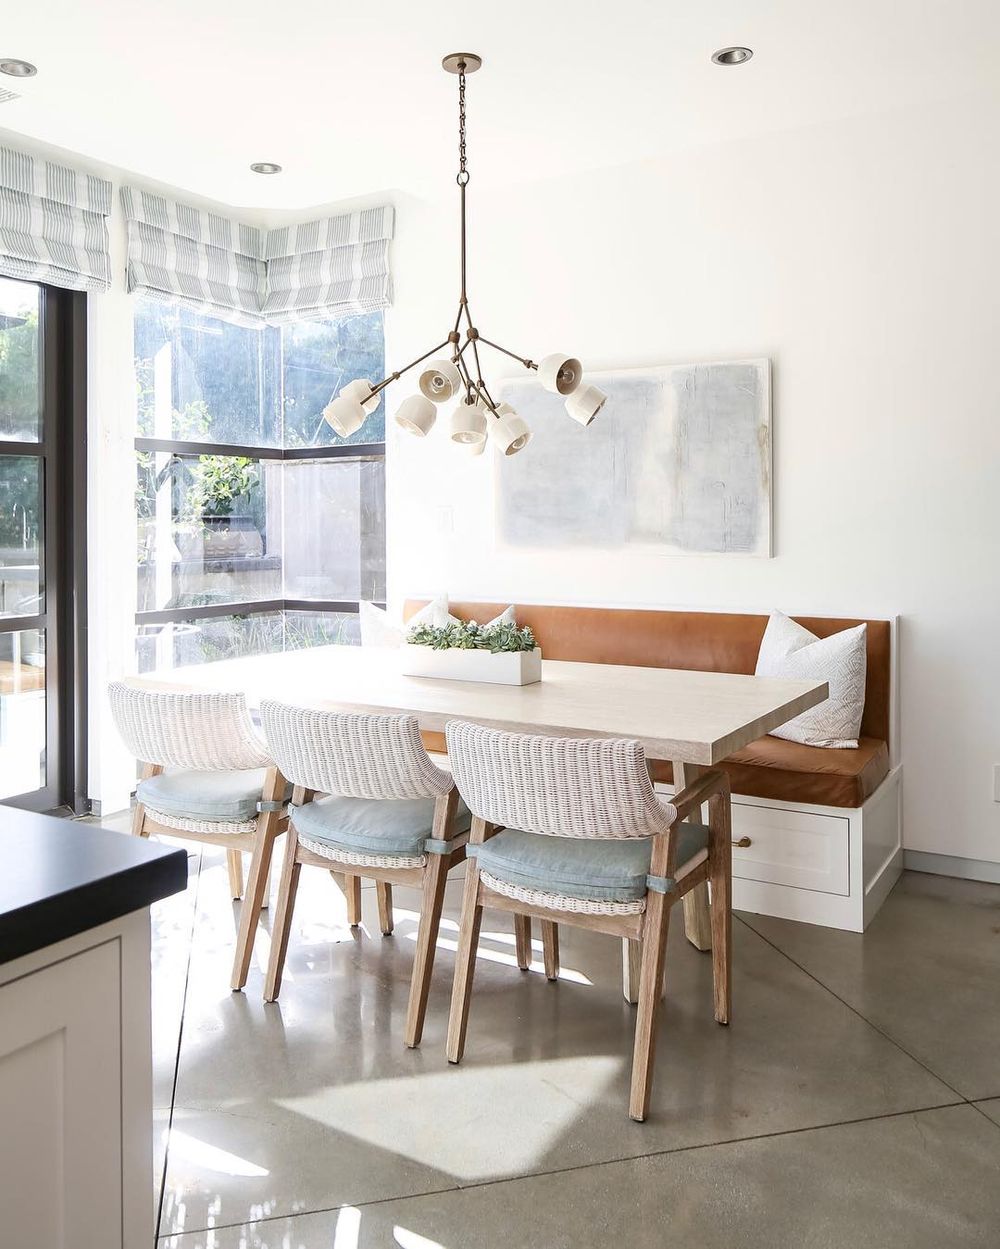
[[137, 767, 273, 823], [292, 793, 472, 859], [473, 823, 710, 903]]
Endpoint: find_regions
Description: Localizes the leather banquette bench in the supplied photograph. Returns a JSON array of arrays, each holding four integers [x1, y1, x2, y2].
[[405, 600, 902, 932]]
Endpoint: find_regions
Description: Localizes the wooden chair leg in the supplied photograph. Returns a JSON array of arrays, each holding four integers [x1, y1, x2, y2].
[[376, 881, 394, 935], [628, 894, 672, 1122], [404, 854, 450, 1048], [541, 921, 559, 981], [131, 802, 149, 838], [622, 937, 641, 1004], [623, 937, 666, 1004], [227, 849, 244, 900], [259, 855, 270, 911], [131, 763, 160, 838], [264, 829, 302, 1002], [331, 872, 363, 927], [230, 771, 286, 991], [709, 790, 733, 1025], [514, 913, 532, 970], [447, 865, 485, 1064], [673, 760, 713, 952]]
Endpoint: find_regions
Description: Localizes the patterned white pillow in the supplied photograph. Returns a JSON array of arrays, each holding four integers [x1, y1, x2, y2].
[[359, 597, 456, 648], [754, 611, 867, 748]]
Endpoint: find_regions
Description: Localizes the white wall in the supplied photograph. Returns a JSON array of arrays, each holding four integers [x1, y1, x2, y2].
[[384, 92, 1000, 864]]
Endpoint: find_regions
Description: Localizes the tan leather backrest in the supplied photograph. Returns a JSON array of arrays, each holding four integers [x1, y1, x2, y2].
[[403, 601, 892, 745]]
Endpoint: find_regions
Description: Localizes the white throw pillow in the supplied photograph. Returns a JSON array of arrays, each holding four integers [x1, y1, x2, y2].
[[460, 604, 515, 629], [754, 611, 867, 749], [359, 597, 456, 648]]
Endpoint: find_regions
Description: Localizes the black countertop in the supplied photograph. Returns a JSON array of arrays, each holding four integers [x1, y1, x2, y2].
[[0, 808, 188, 965]]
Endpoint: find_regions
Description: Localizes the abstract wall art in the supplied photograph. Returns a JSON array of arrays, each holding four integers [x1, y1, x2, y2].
[[495, 358, 771, 557]]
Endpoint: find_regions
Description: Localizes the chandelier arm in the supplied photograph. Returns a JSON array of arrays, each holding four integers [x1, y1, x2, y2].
[[455, 353, 478, 399], [370, 337, 454, 397], [475, 335, 539, 372], [475, 379, 500, 415], [469, 335, 486, 384]]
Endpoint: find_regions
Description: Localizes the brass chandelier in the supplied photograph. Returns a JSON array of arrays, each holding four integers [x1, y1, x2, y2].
[[322, 52, 606, 456]]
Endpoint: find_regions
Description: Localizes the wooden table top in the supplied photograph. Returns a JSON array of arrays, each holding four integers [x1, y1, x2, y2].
[[135, 645, 827, 766]]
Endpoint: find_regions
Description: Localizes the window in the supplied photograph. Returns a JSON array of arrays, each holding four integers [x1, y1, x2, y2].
[[133, 301, 385, 673]]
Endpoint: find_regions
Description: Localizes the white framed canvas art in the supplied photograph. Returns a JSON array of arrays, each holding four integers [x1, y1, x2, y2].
[[495, 358, 771, 557]]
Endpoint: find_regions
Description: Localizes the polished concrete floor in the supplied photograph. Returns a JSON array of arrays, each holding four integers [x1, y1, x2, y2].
[[138, 825, 1000, 1248]]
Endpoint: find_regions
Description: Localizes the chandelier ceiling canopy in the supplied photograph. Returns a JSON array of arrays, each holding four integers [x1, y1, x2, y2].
[[323, 53, 606, 456]]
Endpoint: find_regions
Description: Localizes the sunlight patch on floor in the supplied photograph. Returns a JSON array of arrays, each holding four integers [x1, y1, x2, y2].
[[394, 1225, 448, 1249], [166, 1129, 270, 1178], [276, 1055, 621, 1182]]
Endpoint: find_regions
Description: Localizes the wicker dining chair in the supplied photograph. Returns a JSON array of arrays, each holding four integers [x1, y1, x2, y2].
[[444, 720, 733, 1121], [259, 699, 472, 1048], [108, 681, 289, 991]]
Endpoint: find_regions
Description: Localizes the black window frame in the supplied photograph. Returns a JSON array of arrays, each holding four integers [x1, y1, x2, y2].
[[0, 282, 88, 814]]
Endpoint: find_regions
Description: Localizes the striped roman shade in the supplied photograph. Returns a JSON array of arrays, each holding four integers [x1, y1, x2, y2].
[[122, 188, 393, 326], [121, 187, 267, 326], [0, 145, 112, 292], [262, 205, 394, 324]]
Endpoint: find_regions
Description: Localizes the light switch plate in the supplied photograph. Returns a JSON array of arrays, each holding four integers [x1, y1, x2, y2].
[[994, 765, 1000, 803]]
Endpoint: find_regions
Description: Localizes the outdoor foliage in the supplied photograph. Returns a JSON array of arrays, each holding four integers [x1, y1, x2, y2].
[[0, 306, 38, 440], [184, 456, 259, 519]]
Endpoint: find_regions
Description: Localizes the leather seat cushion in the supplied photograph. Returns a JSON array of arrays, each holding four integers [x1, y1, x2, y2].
[[649, 736, 890, 809], [474, 822, 709, 903]]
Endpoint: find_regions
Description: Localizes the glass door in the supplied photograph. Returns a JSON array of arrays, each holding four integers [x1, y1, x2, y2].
[[0, 277, 87, 812]]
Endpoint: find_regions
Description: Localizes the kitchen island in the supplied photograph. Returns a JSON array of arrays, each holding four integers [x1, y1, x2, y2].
[[0, 808, 186, 1248]]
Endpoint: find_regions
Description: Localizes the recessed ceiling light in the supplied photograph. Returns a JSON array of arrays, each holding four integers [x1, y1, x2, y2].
[[712, 46, 753, 66], [0, 59, 37, 78], [250, 162, 282, 175]]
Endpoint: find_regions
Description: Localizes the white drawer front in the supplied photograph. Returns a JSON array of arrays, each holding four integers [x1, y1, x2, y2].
[[730, 803, 850, 896]]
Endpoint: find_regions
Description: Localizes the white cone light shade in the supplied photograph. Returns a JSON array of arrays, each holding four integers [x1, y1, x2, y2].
[[450, 400, 487, 445], [464, 434, 487, 456], [418, 359, 463, 403], [565, 383, 607, 427], [395, 394, 438, 436], [323, 394, 366, 437], [491, 409, 532, 456], [539, 353, 582, 396], [341, 378, 380, 416]]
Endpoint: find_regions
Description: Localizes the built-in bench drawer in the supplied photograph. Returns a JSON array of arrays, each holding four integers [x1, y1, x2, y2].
[[730, 803, 850, 896]]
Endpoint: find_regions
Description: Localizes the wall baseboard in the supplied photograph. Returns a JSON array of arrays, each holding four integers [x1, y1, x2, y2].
[[904, 850, 1000, 886]]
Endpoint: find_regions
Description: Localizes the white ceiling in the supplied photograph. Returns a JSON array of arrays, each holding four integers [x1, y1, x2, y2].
[[1, 1, 998, 215]]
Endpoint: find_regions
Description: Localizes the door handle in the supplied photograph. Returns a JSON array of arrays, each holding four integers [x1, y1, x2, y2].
[[732, 836, 752, 849]]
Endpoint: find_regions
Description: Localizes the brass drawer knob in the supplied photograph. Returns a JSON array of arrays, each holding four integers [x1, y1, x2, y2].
[[732, 836, 752, 849]]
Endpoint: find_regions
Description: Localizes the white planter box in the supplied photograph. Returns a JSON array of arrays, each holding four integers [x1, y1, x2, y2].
[[400, 644, 542, 686]]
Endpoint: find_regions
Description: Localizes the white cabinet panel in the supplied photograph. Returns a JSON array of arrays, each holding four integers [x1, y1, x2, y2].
[[0, 940, 122, 1249], [731, 802, 850, 896]]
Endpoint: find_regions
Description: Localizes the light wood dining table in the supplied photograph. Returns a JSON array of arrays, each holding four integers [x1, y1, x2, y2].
[[134, 646, 827, 953]]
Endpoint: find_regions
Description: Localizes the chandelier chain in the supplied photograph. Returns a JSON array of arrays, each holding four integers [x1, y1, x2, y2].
[[457, 66, 469, 186]]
